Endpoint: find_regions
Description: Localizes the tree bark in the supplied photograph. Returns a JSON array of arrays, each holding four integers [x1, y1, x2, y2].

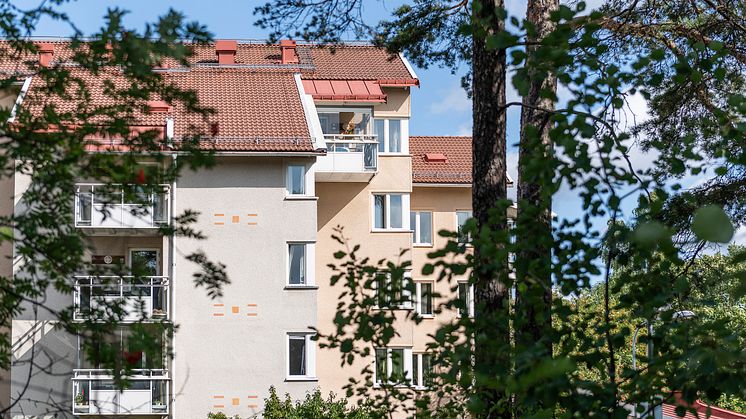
[[515, 0, 558, 412], [471, 0, 511, 416]]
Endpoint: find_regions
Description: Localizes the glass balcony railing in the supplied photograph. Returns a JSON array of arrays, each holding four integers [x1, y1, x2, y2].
[[74, 183, 170, 229], [73, 276, 169, 322], [315, 134, 378, 181], [72, 369, 169, 415]]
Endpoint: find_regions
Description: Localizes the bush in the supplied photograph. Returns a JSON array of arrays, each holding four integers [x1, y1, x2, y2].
[[263, 386, 376, 419], [207, 413, 239, 419]]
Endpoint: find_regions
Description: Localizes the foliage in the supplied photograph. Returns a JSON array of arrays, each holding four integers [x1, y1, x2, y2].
[[256, 0, 746, 417], [263, 386, 378, 419], [0, 1, 229, 415], [207, 412, 240, 419]]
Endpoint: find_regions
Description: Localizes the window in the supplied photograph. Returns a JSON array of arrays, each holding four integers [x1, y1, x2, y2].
[[456, 210, 473, 244], [373, 119, 408, 154], [416, 282, 433, 316], [458, 282, 474, 318], [375, 348, 412, 385], [375, 272, 413, 309], [287, 243, 315, 287], [372, 194, 410, 230], [287, 333, 316, 380], [410, 211, 433, 246], [287, 165, 305, 195], [412, 353, 434, 388], [375, 119, 385, 152]]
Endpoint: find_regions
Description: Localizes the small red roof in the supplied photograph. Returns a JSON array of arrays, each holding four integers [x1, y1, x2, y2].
[[301, 79, 386, 102], [411, 136, 472, 184]]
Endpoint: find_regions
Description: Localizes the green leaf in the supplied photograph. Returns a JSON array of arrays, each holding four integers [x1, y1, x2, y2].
[[692, 205, 734, 243], [633, 222, 670, 248]]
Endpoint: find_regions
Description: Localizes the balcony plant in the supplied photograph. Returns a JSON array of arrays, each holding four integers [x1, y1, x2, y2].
[[74, 392, 89, 413], [152, 396, 167, 412], [151, 308, 166, 319]]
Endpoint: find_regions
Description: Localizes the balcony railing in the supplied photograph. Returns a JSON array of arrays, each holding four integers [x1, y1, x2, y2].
[[74, 183, 170, 229], [72, 369, 169, 415], [74, 276, 169, 322], [316, 135, 378, 181]]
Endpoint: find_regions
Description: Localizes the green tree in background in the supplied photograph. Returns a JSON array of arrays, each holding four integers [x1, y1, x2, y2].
[[255, 0, 746, 417]]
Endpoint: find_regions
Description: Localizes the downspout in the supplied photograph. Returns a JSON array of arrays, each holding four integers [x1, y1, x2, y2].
[[166, 117, 177, 418]]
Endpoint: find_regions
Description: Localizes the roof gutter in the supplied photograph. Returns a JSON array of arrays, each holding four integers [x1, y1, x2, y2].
[[413, 182, 471, 188], [398, 53, 419, 84]]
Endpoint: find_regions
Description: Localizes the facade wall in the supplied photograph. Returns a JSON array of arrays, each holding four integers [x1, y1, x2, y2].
[[171, 156, 318, 418], [316, 154, 414, 394]]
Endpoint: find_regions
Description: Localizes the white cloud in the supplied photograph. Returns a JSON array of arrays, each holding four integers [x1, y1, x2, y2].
[[429, 85, 471, 114], [456, 123, 472, 136]]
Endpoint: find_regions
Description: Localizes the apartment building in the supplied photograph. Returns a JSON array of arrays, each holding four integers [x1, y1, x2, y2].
[[1, 39, 484, 418]]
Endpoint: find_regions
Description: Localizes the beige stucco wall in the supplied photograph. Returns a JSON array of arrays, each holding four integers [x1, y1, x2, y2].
[[316, 155, 415, 396], [171, 156, 318, 418], [374, 87, 411, 118]]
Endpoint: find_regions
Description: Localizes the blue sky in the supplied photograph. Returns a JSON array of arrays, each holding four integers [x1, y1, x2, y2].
[[27, 0, 744, 248]]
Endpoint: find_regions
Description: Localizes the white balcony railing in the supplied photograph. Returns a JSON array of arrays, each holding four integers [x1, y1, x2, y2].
[[72, 369, 169, 415], [73, 276, 169, 322], [74, 183, 170, 229], [316, 135, 378, 181]]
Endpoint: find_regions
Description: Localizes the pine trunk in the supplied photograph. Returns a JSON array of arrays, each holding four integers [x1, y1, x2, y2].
[[515, 0, 559, 412], [471, 0, 511, 416]]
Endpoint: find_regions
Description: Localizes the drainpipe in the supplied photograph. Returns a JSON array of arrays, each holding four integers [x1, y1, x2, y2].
[[166, 117, 177, 418]]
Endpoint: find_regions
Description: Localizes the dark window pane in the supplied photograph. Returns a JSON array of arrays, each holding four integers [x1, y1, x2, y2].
[[374, 195, 386, 229], [375, 349, 387, 383], [390, 195, 402, 228], [288, 336, 306, 376], [391, 349, 404, 382], [421, 283, 433, 315], [419, 212, 432, 244], [288, 244, 306, 285], [288, 165, 305, 195], [375, 120, 385, 152]]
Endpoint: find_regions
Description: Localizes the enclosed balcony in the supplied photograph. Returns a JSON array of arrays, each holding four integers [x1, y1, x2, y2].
[[72, 369, 169, 416], [74, 183, 170, 232], [73, 276, 169, 322], [315, 108, 379, 182]]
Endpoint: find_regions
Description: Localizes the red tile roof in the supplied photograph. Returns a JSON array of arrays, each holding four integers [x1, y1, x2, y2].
[[5, 39, 418, 152], [662, 401, 746, 419], [304, 45, 417, 83], [410, 136, 472, 184], [20, 68, 314, 152]]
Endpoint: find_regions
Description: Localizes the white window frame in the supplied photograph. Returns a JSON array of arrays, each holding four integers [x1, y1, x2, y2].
[[457, 282, 475, 318], [371, 193, 410, 232], [456, 210, 474, 245], [412, 352, 434, 389], [285, 332, 317, 381], [284, 162, 314, 198], [415, 281, 434, 317], [374, 118, 409, 155], [286, 242, 316, 288], [374, 347, 413, 386], [411, 210, 433, 246], [374, 271, 413, 310]]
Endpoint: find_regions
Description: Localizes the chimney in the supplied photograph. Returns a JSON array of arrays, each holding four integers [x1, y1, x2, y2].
[[37, 43, 55, 67], [215, 40, 237, 65], [280, 40, 299, 64]]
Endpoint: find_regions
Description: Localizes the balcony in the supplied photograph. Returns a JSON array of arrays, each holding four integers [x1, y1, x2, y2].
[[72, 369, 169, 415], [74, 276, 169, 322], [74, 183, 170, 232], [315, 134, 378, 182]]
